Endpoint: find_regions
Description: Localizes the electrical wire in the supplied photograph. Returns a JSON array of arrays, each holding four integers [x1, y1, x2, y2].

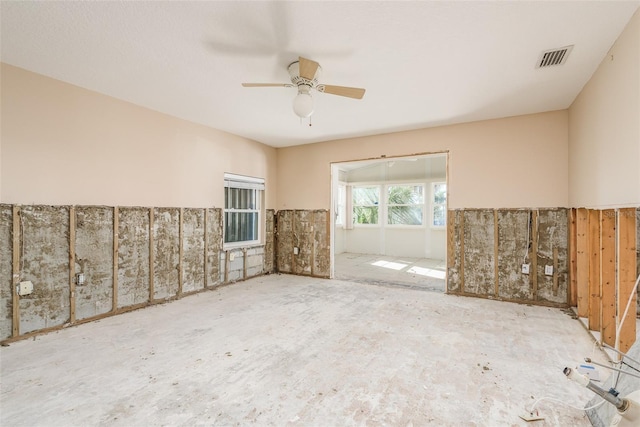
[[527, 395, 606, 414]]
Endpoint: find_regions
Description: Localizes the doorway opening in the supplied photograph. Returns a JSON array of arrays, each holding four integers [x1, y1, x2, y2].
[[330, 153, 448, 291]]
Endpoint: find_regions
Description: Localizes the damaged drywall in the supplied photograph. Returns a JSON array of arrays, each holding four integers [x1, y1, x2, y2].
[[182, 208, 205, 294], [275, 210, 331, 278], [0, 205, 13, 340], [117, 207, 150, 308], [497, 210, 530, 300], [463, 210, 495, 296], [264, 209, 275, 274], [19, 206, 71, 334], [536, 209, 568, 304], [206, 208, 222, 287], [74, 206, 113, 320], [448, 208, 569, 306], [0, 202, 281, 342], [153, 208, 180, 300]]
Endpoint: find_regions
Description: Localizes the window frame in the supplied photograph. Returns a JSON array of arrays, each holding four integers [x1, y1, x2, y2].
[[385, 183, 426, 227], [431, 181, 447, 229], [351, 184, 381, 227], [223, 173, 264, 249], [335, 183, 346, 228]]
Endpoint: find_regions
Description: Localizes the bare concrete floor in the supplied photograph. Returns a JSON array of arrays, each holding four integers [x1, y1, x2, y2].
[[335, 252, 446, 292], [1, 274, 610, 426]]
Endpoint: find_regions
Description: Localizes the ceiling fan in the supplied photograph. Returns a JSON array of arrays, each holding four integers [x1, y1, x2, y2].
[[242, 56, 366, 119]]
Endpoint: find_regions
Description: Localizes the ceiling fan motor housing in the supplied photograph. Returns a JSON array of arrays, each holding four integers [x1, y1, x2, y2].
[[288, 61, 321, 93]]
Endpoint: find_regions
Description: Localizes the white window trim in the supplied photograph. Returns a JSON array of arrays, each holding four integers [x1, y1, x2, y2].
[[431, 181, 447, 229], [223, 173, 264, 249], [385, 183, 426, 228], [351, 184, 381, 227]]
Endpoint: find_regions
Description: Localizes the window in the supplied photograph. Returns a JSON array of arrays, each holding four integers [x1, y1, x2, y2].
[[432, 182, 447, 227], [335, 184, 346, 226], [387, 184, 424, 226], [224, 173, 264, 246], [352, 185, 379, 225]]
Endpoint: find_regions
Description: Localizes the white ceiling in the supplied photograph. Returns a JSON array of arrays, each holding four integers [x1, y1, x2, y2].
[[1, 1, 638, 148]]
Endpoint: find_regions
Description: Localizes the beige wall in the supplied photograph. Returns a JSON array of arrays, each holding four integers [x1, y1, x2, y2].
[[569, 8, 640, 208], [1, 64, 277, 209], [277, 111, 569, 210]]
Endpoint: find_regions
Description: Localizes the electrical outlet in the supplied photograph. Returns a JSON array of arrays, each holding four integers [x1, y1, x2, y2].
[[229, 252, 235, 261], [17, 281, 34, 296], [293, 247, 299, 255], [76, 273, 85, 285], [521, 263, 530, 274], [545, 265, 553, 276]]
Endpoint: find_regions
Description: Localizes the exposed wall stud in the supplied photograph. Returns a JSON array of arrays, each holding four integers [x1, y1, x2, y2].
[[460, 212, 465, 293], [69, 206, 76, 324], [531, 210, 538, 300], [617, 208, 637, 353], [11, 205, 20, 337], [576, 208, 589, 317], [588, 209, 601, 331], [178, 207, 184, 295], [112, 207, 119, 312], [569, 208, 577, 306], [601, 209, 616, 346], [493, 209, 499, 297], [149, 207, 155, 301], [203, 208, 208, 288]]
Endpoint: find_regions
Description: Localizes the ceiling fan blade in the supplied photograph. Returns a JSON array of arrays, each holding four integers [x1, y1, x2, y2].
[[318, 85, 366, 99], [242, 83, 294, 88], [298, 56, 320, 80]]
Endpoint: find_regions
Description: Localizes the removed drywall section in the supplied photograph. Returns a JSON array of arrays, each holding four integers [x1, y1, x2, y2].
[[19, 206, 71, 334], [462, 210, 495, 296], [205, 208, 222, 287], [0, 205, 12, 340], [293, 210, 314, 275], [74, 206, 113, 320], [448, 208, 569, 306], [182, 208, 205, 294], [276, 210, 293, 273], [117, 207, 150, 308], [153, 208, 180, 300], [536, 209, 568, 304], [497, 210, 530, 300], [312, 210, 330, 277], [264, 209, 275, 274], [275, 210, 331, 278], [446, 210, 463, 293]]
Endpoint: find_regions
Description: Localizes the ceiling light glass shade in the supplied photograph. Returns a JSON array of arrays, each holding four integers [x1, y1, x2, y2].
[[293, 92, 314, 118]]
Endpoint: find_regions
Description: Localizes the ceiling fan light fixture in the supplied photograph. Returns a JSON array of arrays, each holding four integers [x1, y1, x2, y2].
[[293, 91, 314, 118]]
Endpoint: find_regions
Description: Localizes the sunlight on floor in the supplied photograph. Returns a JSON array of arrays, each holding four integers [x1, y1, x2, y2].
[[370, 260, 408, 270], [407, 265, 446, 280]]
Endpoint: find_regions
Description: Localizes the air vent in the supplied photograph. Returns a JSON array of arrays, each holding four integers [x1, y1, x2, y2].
[[536, 45, 573, 68]]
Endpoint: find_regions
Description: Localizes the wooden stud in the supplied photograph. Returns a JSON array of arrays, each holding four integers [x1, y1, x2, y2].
[[242, 248, 248, 280], [531, 210, 538, 300], [494, 209, 499, 297], [552, 247, 559, 296], [568, 208, 578, 306], [460, 211, 465, 293], [325, 210, 331, 278], [588, 209, 601, 331], [203, 209, 208, 288], [11, 205, 21, 337], [311, 214, 316, 277], [576, 208, 589, 318], [149, 208, 155, 302], [178, 208, 184, 295], [617, 208, 637, 353], [601, 209, 616, 347], [69, 206, 76, 324], [112, 206, 119, 312]]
